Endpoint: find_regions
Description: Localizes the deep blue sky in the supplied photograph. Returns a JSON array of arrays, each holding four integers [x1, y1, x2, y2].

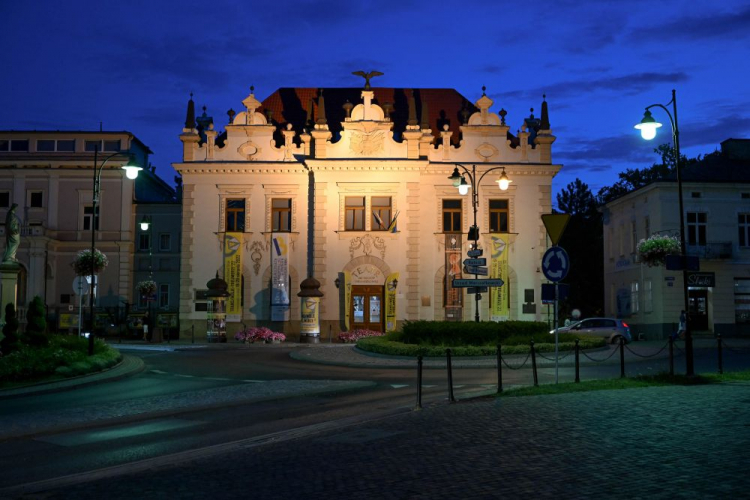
[[2, 1, 749, 200]]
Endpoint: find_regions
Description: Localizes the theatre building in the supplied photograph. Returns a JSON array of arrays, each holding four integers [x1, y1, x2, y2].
[[174, 80, 561, 340]]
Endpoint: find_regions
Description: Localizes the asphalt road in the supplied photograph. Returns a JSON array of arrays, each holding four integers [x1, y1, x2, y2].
[[1, 341, 748, 493]]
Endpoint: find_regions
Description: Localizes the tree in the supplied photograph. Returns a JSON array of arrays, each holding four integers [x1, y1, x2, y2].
[[1, 304, 22, 355], [25, 296, 48, 347], [556, 178, 598, 217]]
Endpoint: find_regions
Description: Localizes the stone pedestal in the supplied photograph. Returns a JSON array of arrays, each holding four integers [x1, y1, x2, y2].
[[0, 261, 21, 325]]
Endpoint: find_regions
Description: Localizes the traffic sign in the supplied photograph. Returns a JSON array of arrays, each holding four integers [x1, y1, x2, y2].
[[542, 246, 570, 282], [467, 249, 483, 257], [452, 278, 504, 288], [463, 258, 486, 267], [541, 214, 570, 246], [72, 276, 90, 295], [464, 265, 488, 276], [467, 287, 488, 294]]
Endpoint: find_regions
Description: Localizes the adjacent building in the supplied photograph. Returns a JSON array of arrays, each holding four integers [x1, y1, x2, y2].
[[175, 82, 561, 339], [602, 139, 750, 338]]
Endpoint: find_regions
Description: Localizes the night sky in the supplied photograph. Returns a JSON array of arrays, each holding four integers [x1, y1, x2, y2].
[[2, 1, 749, 201]]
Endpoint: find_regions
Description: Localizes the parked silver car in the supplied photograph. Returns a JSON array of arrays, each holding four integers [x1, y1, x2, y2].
[[551, 318, 632, 344]]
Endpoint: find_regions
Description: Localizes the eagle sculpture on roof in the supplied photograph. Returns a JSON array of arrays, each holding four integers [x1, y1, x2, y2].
[[352, 70, 384, 90]]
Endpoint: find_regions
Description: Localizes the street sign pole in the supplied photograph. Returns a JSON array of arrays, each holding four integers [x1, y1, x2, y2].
[[554, 283, 559, 384]]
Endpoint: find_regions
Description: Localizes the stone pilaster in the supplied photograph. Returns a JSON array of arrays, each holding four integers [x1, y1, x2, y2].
[[405, 182, 420, 319], [313, 181, 327, 315], [179, 184, 195, 317]]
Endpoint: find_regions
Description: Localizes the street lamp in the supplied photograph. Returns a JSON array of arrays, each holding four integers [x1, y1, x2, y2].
[[448, 163, 511, 322], [635, 88, 694, 376], [88, 148, 142, 355], [139, 214, 154, 340]]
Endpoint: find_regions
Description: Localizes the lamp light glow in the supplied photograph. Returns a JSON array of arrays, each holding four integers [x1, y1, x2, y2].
[[635, 109, 662, 140], [122, 165, 142, 179], [497, 169, 511, 190], [458, 176, 470, 195], [140, 215, 150, 231]]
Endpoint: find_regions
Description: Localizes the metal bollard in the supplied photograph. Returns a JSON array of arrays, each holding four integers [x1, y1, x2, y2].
[[574, 339, 580, 383], [619, 337, 626, 378], [192, 324, 195, 344], [496, 344, 503, 394], [416, 355, 423, 410], [669, 336, 674, 376], [717, 333, 723, 375], [329, 325, 332, 343], [446, 348, 456, 403], [530, 340, 538, 387]]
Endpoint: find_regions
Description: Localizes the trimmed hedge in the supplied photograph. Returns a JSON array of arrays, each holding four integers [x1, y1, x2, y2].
[[396, 320, 551, 346], [0, 335, 122, 384]]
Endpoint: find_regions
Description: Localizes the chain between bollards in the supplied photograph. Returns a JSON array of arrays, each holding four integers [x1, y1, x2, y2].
[[619, 337, 626, 378], [717, 333, 723, 375], [496, 344, 503, 394], [416, 355, 423, 410], [574, 339, 580, 383], [446, 348, 456, 403], [669, 336, 674, 376], [530, 340, 538, 387]]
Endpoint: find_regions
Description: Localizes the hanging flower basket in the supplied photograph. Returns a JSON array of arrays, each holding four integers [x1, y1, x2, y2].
[[637, 235, 681, 267], [72, 249, 109, 276], [137, 280, 157, 296]]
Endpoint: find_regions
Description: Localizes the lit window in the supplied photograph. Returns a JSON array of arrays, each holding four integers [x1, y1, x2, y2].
[[489, 200, 508, 233], [345, 197, 365, 231], [371, 197, 392, 231], [272, 198, 292, 232]]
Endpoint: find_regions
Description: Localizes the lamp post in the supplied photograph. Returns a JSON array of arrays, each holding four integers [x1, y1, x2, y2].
[[88, 147, 142, 355], [448, 164, 511, 322], [140, 214, 154, 340], [635, 88, 693, 376]]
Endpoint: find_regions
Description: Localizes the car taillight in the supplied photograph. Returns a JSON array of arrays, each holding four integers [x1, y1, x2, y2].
[[621, 322, 629, 328]]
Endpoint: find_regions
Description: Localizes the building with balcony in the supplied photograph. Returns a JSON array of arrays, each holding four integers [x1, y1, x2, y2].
[[602, 138, 750, 338], [0, 131, 177, 332], [175, 81, 561, 339]]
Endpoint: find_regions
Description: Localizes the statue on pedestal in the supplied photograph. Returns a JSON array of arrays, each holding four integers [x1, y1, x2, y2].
[[2, 203, 20, 263]]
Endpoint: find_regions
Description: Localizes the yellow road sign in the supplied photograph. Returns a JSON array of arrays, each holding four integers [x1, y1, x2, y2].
[[541, 214, 570, 246]]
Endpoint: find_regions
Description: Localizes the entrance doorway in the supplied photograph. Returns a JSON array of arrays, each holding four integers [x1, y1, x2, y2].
[[351, 285, 383, 332], [689, 289, 709, 330]]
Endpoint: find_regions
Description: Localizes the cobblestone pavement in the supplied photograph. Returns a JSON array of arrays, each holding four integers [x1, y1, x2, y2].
[[17, 382, 750, 499]]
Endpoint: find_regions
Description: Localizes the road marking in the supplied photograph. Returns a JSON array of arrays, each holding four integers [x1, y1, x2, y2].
[[242, 380, 264, 383], [174, 374, 194, 378], [390, 384, 409, 389], [149, 370, 168, 374], [35, 418, 203, 447], [203, 377, 233, 381]]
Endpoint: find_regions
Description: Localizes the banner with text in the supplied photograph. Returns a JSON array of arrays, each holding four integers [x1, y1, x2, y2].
[[445, 234, 463, 320], [344, 271, 352, 330], [490, 234, 509, 321], [385, 272, 399, 332], [224, 232, 243, 321], [271, 233, 290, 321]]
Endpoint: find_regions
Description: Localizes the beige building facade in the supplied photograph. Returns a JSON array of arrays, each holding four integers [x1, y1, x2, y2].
[[175, 84, 561, 339]]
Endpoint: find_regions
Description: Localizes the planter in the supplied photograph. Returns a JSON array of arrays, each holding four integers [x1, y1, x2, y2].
[[72, 249, 109, 276]]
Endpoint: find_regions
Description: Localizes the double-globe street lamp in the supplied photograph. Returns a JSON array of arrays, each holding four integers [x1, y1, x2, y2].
[[88, 148, 142, 355], [448, 164, 511, 322], [635, 88, 694, 376]]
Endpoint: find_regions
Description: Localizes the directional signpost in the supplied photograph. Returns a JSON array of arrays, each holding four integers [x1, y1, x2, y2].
[[541, 213, 571, 384], [452, 278, 505, 288]]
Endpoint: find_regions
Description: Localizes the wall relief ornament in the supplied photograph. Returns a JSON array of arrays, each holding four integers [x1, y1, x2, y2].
[[349, 234, 386, 260], [249, 240, 267, 276], [350, 129, 386, 156]]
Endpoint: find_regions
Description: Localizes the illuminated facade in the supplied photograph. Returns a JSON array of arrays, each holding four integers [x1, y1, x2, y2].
[[175, 84, 561, 339]]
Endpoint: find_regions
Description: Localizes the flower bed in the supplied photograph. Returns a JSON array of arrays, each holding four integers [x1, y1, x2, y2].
[[338, 328, 384, 343], [637, 235, 681, 267], [234, 326, 286, 343], [72, 249, 109, 276]]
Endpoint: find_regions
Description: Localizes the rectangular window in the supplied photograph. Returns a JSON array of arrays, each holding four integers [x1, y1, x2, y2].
[[29, 191, 43, 208], [739, 214, 750, 247], [272, 198, 292, 232], [0, 140, 8, 151], [644, 216, 650, 240], [631, 281, 639, 314], [37, 140, 55, 152], [631, 221, 637, 253], [226, 199, 245, 232], [10, 140, 29, 152], [85, 140, 101, 152], [644, 280, 653, 313], [442, 199, 462, 233], [371, 196, 392, 231], [345, 197, 365, 231], [104, 140, 121, 152], [139, 233, 151, 252], [687, 212, 707, 246], [159, 233, 171, 251], [489, 199, 509, 233], [0, 192, 9, 208], [159, 284, 170, 308], [83, 205, 99, 230], [57, 139, 76, 152]]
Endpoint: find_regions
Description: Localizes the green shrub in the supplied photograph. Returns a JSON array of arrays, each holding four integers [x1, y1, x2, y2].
[[1, 303, 22, 355], [399, 320, 550, 346], [25, 296, 49, 347]]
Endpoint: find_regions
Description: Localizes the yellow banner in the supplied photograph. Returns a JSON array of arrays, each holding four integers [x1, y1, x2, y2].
[[344, 271, 352, 330], [224, 232, 243, 317], [490, 235, 509, 321], [385, 272, 399, 332]]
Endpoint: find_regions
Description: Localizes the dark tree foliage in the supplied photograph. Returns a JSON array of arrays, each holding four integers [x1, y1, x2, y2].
[[555, 179, 603, 318], [1, 303, 22, 354], [25, 296, 48, 347]]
